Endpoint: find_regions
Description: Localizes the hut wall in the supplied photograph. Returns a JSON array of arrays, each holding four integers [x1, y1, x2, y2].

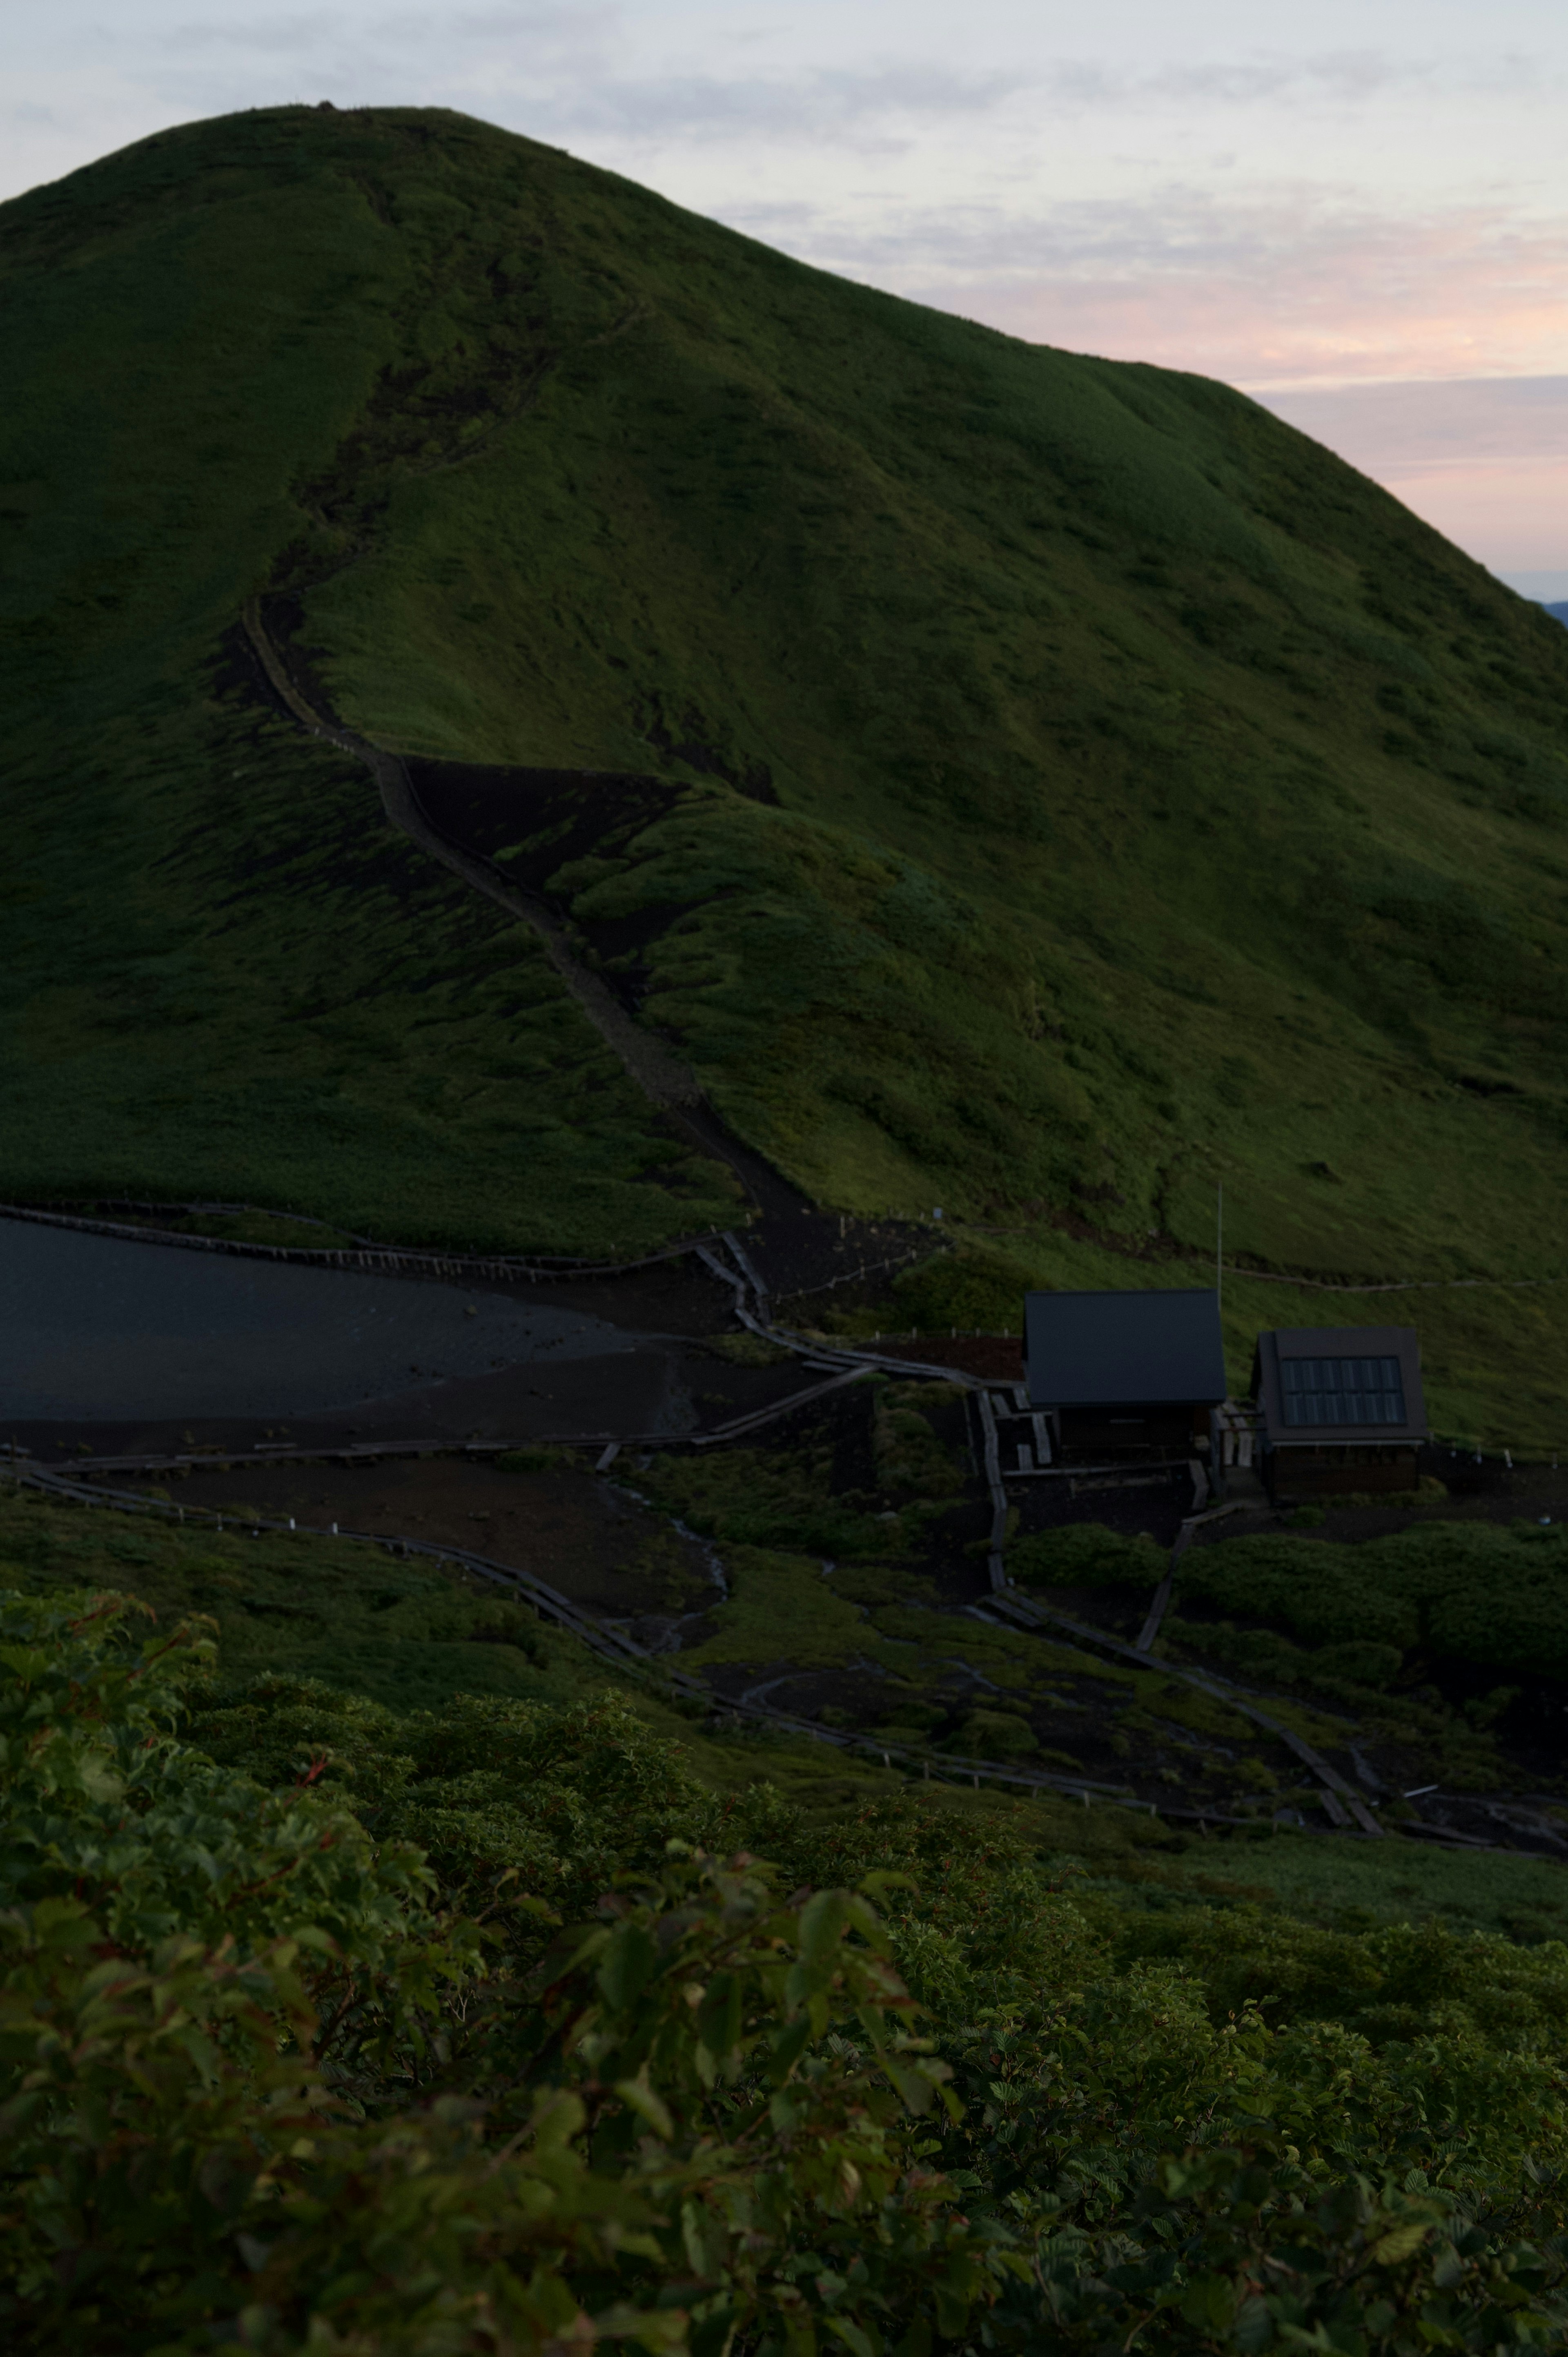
[[1057, 1403, 1211, 1463], [1265, 1443, 1420, 1500]]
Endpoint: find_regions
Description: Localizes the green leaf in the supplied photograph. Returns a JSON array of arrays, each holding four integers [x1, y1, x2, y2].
[[766, 2015, 813, 2085], [856, 1872, 918, 1900], [697, 1971, 743, 2065], [598, 1923, 660, 2009], [932, 2281, 971, 2339], [1373, 2221, 1433, 2266], [0, 1646, 51, 1682], [798, 1890, 850, 1971], [615, 2069, 674, 2141], [1180, 2272, 1236, 2331]]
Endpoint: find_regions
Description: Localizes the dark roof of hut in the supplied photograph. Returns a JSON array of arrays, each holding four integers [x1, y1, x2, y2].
[[1023, 1288, 1227, 1408]]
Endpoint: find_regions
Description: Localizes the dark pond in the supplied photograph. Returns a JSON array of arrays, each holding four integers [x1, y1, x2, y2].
[[0, 1218, 662, 1422]]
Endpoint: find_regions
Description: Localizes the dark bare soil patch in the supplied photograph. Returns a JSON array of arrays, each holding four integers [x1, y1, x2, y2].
[[120, 1452, 722, 1647]]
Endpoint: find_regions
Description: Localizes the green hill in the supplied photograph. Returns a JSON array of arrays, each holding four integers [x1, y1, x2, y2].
[[7, 103, 1568, 1423]]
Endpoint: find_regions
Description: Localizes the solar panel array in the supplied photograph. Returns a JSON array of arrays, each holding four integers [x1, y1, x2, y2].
[[1280, 1355, 1406, 1428]]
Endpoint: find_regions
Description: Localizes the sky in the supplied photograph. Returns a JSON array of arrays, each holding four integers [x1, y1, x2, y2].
[[5, 1, 1568, 598]]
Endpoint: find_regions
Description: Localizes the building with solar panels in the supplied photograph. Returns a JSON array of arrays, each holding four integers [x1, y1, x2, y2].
[[1251, 1325, 1427, 1500]]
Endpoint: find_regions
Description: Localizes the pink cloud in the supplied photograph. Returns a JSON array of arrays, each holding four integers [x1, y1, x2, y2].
[[1251, 377, 1568, 573], [769, 190, 1568, 571], [1375, 459, 1568, 572], [791, 190, 1568, 390]]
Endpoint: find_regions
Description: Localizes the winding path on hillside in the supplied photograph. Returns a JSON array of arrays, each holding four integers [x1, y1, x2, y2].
[[242, 603, 710, 1121], [238, 602, 952, 1313]]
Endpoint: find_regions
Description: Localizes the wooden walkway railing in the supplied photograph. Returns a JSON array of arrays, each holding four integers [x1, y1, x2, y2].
[[0, 1200, 729, 1285]]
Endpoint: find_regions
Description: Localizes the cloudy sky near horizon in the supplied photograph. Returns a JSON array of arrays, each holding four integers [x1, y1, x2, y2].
[[7, 0, 1568, 595]]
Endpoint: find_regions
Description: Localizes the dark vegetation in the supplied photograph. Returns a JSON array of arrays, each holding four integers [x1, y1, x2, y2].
[[24, 1354, 1568, 1829], [638, 1406, 1568, 1820], [1016, 1510, 1568, 1764], [8, 1477, 1568, 2350], [8, 106, 1568, 1432]]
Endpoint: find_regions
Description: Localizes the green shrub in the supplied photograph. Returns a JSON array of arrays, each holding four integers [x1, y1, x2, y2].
[[1183, 1521, 1568, 1682], [1011, 1521, 1166, 1590], [0, 1855, 996, 2354], [0, 1592, 458, 1992], [1312, 1637, 1405, 1690], [189, 1675, 794, 1932], [886, 1246, 1034, 1333], [8, 1583, 1568, 2351], [637, 1444, 898, 1556], [1165, 1619, 1409, 1709], [873, 1385, 966, 1499], [0, 1590, 1000, 2352], [703, 1332, 795, 1366], [960, 1707, 1040, 1757]]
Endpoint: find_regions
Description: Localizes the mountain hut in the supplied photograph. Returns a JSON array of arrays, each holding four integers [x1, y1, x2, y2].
[[1021, 1287, 1227, 1465], [1251, 1325, 1426, 1500]]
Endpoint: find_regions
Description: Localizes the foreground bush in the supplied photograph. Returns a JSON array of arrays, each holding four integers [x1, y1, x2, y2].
[[3, 1588, 1568, 2351], [0, 1592, 1001, 2350], [0, 1861, 996, 2352]]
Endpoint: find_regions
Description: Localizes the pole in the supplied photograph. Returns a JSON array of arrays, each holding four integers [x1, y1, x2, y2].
[[1216, 1180, 1223, 1312]]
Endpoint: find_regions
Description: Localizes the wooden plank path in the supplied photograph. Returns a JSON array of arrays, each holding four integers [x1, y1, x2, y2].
[[980, 1588, 1384, 1837]]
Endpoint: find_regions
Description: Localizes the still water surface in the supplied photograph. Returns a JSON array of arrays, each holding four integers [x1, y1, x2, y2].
[[0, 1218, 646, 1420]]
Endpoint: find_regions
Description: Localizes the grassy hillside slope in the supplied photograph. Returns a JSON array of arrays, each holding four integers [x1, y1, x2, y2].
[[5, 1472, 1563, 1942], [5, 104, 1568, 1310]]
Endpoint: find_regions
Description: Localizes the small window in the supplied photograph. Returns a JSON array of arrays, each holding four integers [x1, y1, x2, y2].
[[1280, 1355, 1405, 1428]]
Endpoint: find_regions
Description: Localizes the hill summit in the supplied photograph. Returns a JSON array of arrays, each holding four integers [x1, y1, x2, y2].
[[5, 105, 1568, 1381]]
